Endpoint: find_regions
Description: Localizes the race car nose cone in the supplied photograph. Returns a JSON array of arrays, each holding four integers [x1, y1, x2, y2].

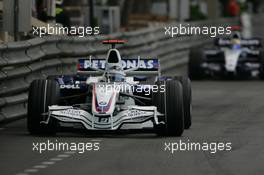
[[92, 84, 118, 115]]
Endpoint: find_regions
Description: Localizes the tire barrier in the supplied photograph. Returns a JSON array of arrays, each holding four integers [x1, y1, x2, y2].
[[0, 18, 238, 122]]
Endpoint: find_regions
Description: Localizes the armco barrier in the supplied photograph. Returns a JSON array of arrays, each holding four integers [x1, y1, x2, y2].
[[0, 18, 238, 122]]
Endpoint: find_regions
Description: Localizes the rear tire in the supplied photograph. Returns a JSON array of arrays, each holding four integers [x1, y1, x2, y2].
[[175, 76, 192, 129], [153, 80, 184, 136], [189, 48, 204, 80], [27, 79, 59, 135]]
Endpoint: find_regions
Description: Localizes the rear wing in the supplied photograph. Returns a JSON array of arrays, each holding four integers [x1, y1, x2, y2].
[[102, 40, 126, 49], [77, 58, 160, 76], [215, 38, 262, 47]]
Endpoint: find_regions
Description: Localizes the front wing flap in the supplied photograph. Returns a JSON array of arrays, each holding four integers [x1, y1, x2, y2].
[[47, 105, 160, 130]]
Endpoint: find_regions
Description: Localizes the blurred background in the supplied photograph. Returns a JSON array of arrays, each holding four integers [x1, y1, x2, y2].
[[0, 0, 264, 42]]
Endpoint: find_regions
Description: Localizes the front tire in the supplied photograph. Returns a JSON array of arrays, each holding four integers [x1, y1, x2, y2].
[[175, 76, 192, 129], [153, 80, 184, 136], [27, 79, 59, 135]]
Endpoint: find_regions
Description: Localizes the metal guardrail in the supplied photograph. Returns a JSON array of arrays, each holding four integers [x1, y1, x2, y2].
[[0, 18, 238, 122]]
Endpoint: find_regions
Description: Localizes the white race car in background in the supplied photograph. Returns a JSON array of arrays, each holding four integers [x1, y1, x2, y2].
[[27, 40, 192, 136], [189, 33, 264, 79]]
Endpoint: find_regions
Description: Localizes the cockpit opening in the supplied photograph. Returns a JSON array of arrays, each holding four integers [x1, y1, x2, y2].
[[108, 50, 120, 63]]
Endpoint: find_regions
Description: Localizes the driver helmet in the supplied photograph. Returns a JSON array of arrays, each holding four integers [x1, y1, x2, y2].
[[232, 32, 241, 40], [231, 32, 241, 49], [106, 73, 125, 82]]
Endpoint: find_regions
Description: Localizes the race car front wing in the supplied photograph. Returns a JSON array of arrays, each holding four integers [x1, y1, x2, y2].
[[42, 105, 161, 130]]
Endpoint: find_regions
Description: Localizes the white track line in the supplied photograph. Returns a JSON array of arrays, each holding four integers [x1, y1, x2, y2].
[[15, 151, 76, 175], [24, 169, 38, 173], [57, 154, 70, 158], [33, 165, 47, 169], [50, 157, 63, 161], [64, 151, 76, 154], [41, 161, 55, 165]]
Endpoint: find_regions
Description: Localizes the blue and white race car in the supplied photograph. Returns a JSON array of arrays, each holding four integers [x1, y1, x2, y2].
[[189, 32, 264, 79], [27, 40, 192, 136]]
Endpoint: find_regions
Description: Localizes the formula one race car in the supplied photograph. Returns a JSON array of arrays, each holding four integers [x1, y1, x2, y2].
[[189, 32, 264, 79], [27, 40, 192, 136]]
